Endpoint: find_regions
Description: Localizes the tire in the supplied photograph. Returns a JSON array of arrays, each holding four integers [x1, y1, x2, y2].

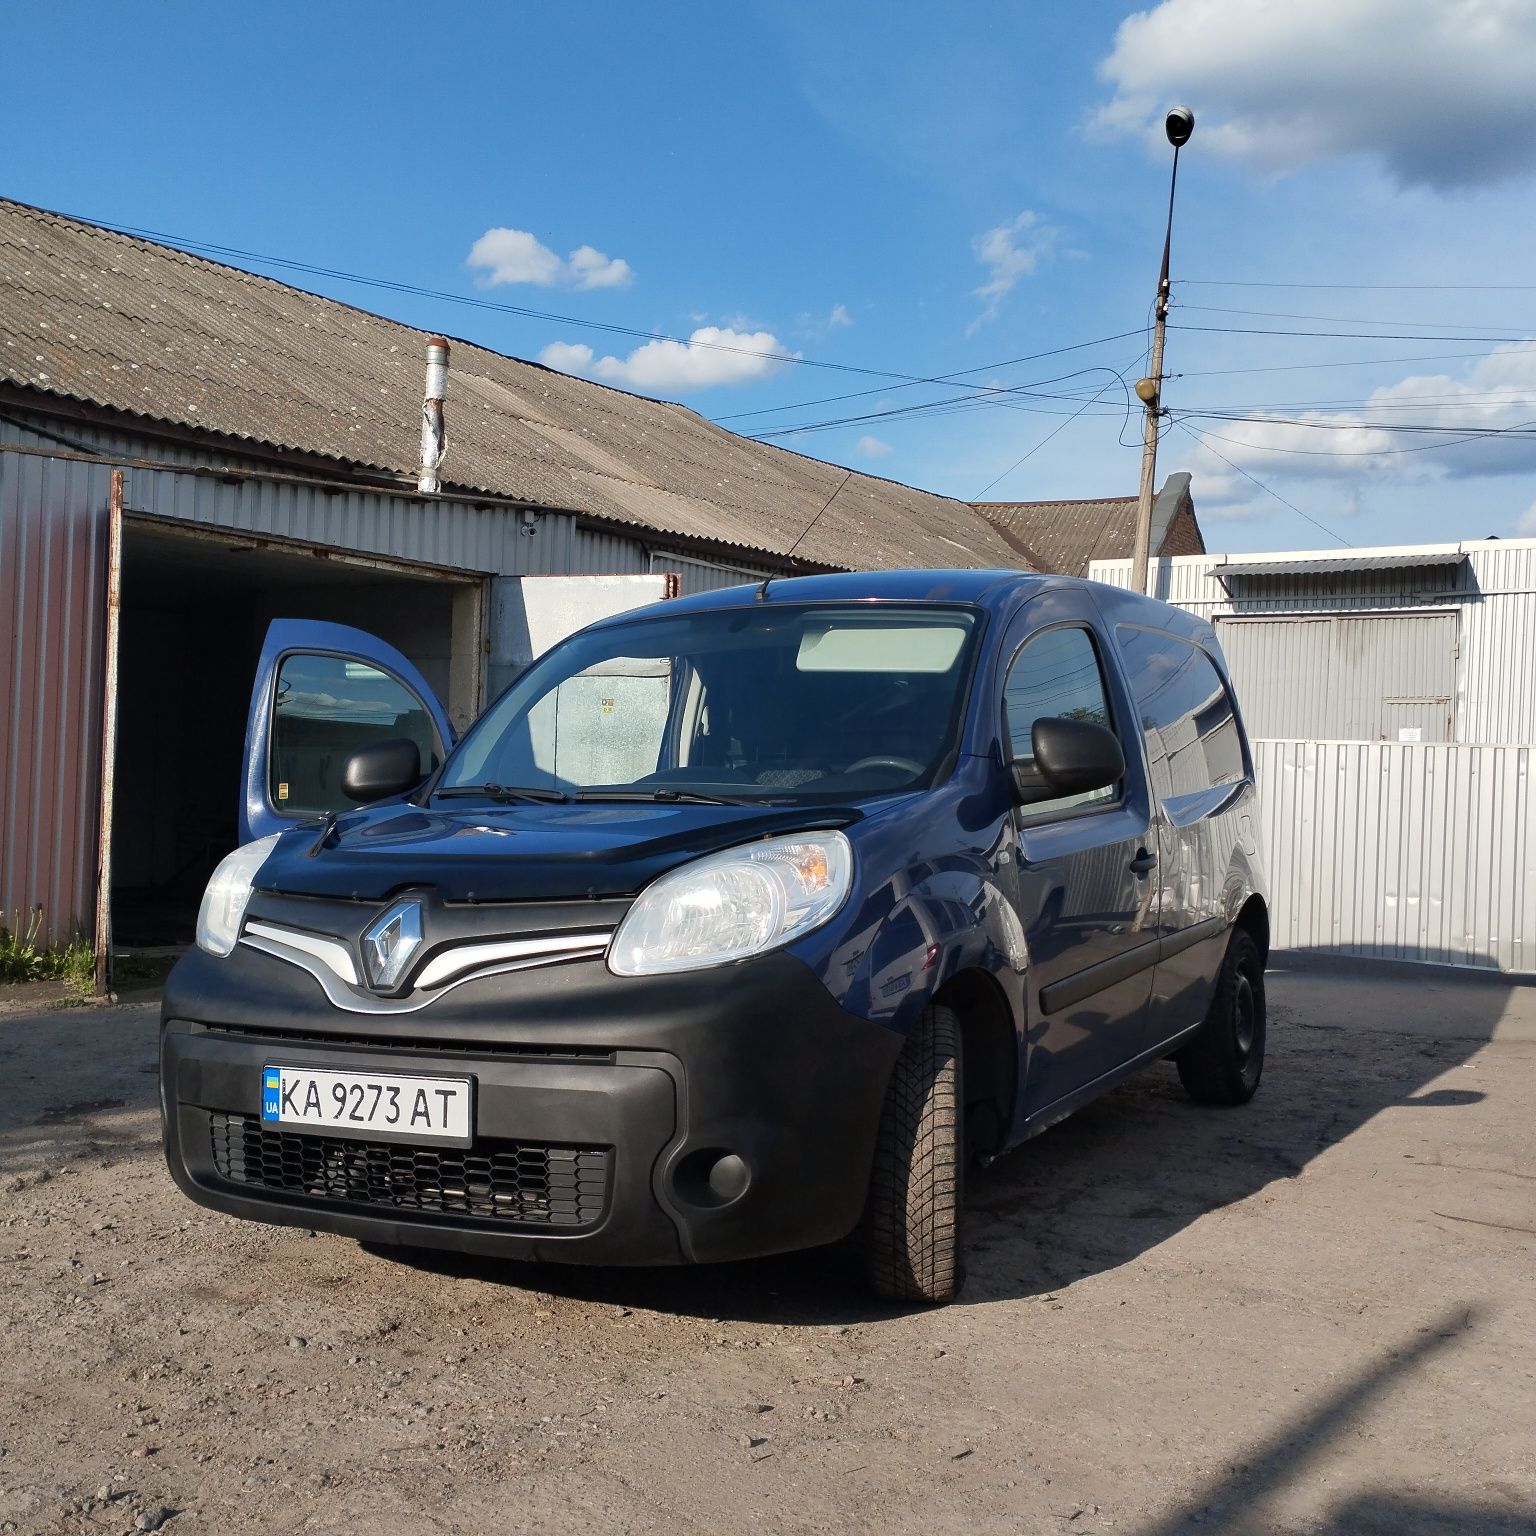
[[1176, 927, 1266, 1105], [863, 1003, 964, 1304]]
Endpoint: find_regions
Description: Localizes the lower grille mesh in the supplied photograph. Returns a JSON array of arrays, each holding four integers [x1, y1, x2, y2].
[[209, 1112, 611, 1228]]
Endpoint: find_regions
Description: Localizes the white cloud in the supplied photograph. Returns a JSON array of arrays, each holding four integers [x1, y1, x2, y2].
[[794, 303, 856, 341], [467, 228, 563, 287], [538, 341, 595, 373], [541, 326, 796, 393], [1184, 343, 1536, 488], [566, 245, 633, 290], [595, 328, 792, 391], [1516, 500, 1536, 535], [854, 435, 893, 458], [969, 211, 1057, 331], [1095, 0, 1536, 189], [1197, 493, 1273, 524], [468, 227, 634, 290]]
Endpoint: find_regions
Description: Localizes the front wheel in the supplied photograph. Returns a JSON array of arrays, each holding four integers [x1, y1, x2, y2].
[[1175, 928, 1266, 1105], [862, 1003, 964, 1304]]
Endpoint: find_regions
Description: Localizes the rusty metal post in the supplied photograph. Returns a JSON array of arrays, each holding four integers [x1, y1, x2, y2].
[[93, 469, 124, 996]]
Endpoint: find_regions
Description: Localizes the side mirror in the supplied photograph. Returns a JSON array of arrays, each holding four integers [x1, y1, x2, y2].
[[1010, 717, 1124, 806], [342, 737, 423, 804]]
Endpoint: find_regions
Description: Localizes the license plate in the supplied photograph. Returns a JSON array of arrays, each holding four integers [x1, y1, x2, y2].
[[261, 1065, 473, 1145]]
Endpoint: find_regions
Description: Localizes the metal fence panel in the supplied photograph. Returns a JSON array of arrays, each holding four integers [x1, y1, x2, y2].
[[1255, 738, 1533, 972]]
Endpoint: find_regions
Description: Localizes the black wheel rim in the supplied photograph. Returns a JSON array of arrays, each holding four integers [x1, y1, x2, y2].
[[1234, 970, 1257, 1056]]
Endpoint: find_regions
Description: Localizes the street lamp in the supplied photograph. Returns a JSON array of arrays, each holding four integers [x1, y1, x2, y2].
[[1130, 105, 1195, 596]]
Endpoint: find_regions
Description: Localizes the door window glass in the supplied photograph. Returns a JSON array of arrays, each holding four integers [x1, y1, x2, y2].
[[1002, 626, 1118, 817], [1115, 627, 1245, 802], [270, 652, 439, 816]]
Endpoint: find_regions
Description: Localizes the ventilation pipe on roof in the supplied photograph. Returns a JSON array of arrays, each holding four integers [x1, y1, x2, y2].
[[418, 336, 449, 494]]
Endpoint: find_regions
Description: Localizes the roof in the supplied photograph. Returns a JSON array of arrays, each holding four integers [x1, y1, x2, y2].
[[648, 565, 1055, 617], [0, 198, 1031, 574], [627, 566, 1207, 650], [972, 471, 1200, 576], [1215, 548, 1466, 579]]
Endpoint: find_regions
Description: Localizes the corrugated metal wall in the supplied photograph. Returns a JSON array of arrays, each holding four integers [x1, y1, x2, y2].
[[1256, 739, 1533, 972], [1093, 545, 1536, 971], [651, 550, 773, 595], [0, 424, 774, 944], [1219, 613, 1458, 741], [1, 417, 776, 588], [1093, 542, 1536, 745], [0, 451, 117, 938], [1456, 542, 1536, 744]]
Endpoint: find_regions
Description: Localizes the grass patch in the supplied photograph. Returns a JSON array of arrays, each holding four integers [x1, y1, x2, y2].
[[0, 908, 94, 990]]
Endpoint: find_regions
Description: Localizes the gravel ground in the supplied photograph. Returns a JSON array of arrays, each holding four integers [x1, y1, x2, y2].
[[1, 960, 1533, 1536]]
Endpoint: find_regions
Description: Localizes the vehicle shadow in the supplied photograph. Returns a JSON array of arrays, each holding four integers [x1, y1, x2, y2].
[[375, 952, 1526, 1324]]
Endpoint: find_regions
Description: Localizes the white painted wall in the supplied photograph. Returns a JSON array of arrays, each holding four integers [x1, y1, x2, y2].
[[489, 573, 674, 697]]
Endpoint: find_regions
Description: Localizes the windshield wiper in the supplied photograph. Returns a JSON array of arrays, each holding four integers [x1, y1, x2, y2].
[[436, 783, 569, 803], [573, 788, 765, 806]]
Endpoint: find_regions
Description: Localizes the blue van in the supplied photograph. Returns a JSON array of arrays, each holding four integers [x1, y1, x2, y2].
[[161, 569, 1268, 1303]]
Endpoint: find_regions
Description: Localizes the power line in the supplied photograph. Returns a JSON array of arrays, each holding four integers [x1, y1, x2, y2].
[[709, 329, 1146, 425], [1176, 408, 1536, 438], [971, 377, 1129, 501], [1171, 345, 1536, 381], [1180, 303, 1536, 333], [1176, 423, 1351, 547], [1179, 416, 1536, 459], [1173, 323, 1536, 344], [751, 394, 1128, 440], [1180, 388, 1536, 414], [1184, 279, 1536, 292], [44, 201, 1095, 393]]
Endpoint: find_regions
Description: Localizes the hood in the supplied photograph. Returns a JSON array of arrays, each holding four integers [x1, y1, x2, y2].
[[256, 798, 867, 903]]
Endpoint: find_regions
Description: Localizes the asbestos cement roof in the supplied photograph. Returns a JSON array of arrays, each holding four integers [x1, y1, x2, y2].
[[969, 495, 1141, 577], [0, 198, 1032, 573]]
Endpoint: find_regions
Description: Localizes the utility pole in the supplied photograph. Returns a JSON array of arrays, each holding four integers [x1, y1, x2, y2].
[[1131, 106, 1194, 596]]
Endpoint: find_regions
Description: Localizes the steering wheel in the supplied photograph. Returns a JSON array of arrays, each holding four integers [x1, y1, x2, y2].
[[844, 754, 925, 777]]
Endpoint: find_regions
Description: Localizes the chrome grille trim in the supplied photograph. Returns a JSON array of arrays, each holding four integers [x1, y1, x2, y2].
[[238, 923, 611, 1014]]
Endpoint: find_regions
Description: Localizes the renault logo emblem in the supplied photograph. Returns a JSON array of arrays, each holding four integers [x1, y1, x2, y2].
[[361, 900, 424, 991]]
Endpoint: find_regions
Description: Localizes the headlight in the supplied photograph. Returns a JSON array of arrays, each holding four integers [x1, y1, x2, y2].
[[195, 833, 283, 957], [607, 831, 853, 976]]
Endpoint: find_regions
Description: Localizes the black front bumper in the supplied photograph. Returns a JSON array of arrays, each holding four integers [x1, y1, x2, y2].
[[161, 943, 903, 1266]]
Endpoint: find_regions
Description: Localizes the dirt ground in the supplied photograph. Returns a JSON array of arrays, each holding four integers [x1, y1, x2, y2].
[[2, 958, 1533, 1536]]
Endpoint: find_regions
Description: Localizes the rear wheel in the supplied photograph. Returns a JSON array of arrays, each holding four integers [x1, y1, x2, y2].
[[863, 1003, 964, 1304], [1176, 928, 1266, 1105]]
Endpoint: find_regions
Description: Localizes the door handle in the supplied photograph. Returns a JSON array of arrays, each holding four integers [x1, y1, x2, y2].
[[1129, 848, 1158, 876]]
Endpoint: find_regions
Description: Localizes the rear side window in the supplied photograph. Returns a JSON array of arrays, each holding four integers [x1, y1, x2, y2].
[[1002, 625, 1118, 818], [1115, 626, 1245, 802]]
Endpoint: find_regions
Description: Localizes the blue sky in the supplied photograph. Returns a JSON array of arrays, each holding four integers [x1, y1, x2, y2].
[[9, 0, 1536, 554]]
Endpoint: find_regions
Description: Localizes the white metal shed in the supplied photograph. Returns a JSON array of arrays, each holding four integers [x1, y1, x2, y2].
[[1091, 540, 1536, 975]]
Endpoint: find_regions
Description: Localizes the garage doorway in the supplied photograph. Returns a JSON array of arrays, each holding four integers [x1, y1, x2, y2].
[[110, 515, 486, 945]]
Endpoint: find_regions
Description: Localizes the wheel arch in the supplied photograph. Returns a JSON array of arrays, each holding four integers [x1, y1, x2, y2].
[[932, 967, 1017, 1160], [1234, 893, 1270, 966]]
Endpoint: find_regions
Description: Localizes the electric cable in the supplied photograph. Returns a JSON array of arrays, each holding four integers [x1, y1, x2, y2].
[[1175, 422, 1351, 547]]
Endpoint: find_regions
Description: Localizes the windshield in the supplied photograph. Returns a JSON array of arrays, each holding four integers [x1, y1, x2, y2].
[[438, 602, 981, 804]]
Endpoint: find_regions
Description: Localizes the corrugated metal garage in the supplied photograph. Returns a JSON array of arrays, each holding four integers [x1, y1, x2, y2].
[[0, 198, 1036, 961]]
